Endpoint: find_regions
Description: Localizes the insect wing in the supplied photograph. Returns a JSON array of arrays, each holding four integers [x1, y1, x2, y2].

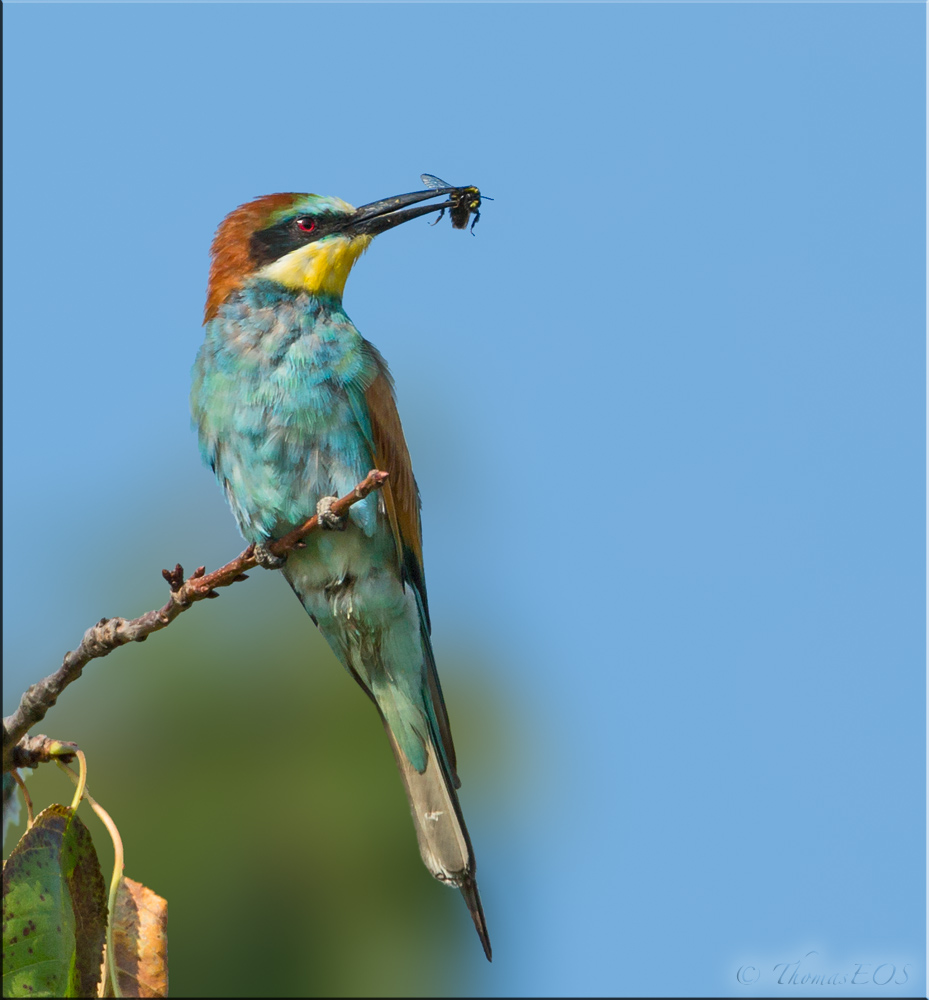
[[421, 173, 453, 189]]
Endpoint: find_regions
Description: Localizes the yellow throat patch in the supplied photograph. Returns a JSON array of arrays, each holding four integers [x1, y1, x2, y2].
[[257, 233, 373, 298]]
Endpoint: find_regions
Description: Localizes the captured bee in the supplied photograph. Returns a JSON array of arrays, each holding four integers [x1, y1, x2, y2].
[[420, 173, 492, 234]]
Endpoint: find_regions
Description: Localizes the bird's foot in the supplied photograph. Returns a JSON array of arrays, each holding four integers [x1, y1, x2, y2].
[[253, 543, 286, 570], [317, 496, 347, 530]]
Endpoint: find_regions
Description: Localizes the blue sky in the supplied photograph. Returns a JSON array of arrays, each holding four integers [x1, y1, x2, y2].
[[3, 3, 925, 997]]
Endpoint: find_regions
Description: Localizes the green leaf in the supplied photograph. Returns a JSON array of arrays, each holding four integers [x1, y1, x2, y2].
[[3, 804, 107, 998]]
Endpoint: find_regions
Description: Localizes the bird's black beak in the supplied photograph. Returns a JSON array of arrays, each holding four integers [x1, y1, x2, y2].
[[348, 185, 464, 236]]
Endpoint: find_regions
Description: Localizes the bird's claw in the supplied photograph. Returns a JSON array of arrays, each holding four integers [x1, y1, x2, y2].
[[253, 543, 286, 570], [317, 496, 347, 530]]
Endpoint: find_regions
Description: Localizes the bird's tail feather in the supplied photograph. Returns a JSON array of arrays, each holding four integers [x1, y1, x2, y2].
[[380, 713, 492, 961], [458, 874, 492, 963]]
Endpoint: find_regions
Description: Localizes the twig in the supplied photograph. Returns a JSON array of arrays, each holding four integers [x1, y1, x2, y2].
[[2, 470, 389, 772], [10, 768, 35, 828]]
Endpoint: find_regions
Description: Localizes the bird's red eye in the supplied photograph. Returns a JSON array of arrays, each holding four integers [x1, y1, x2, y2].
[[297, 218, 317, 233]]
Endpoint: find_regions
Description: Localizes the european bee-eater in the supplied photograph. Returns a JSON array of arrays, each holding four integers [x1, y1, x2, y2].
[[190, 185, 491, 959]]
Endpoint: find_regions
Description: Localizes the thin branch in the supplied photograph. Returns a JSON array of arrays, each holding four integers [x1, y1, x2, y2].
[[2, 470, 389, 772], [8, 735, 79, 771]]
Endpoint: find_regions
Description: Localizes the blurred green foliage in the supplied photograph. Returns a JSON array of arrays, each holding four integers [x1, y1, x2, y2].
[[4, 562, 505, 997]]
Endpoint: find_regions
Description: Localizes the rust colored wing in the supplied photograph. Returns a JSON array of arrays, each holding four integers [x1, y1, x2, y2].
[[363, 367, 460, 785], [364, 369, 425, 590]]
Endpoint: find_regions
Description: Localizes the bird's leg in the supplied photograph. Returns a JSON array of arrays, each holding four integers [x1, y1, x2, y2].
[[253, 543, 287, 570], [316, 495, 347, 531]]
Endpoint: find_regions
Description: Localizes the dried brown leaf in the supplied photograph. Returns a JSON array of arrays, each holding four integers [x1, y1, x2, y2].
[[103, 876, 167, 998]]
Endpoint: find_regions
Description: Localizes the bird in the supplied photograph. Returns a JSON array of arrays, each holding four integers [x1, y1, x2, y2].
[[190, 185, 491, 960]]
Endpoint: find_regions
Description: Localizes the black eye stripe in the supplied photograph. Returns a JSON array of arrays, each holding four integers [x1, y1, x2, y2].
[[249, 213, 341, 267]]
